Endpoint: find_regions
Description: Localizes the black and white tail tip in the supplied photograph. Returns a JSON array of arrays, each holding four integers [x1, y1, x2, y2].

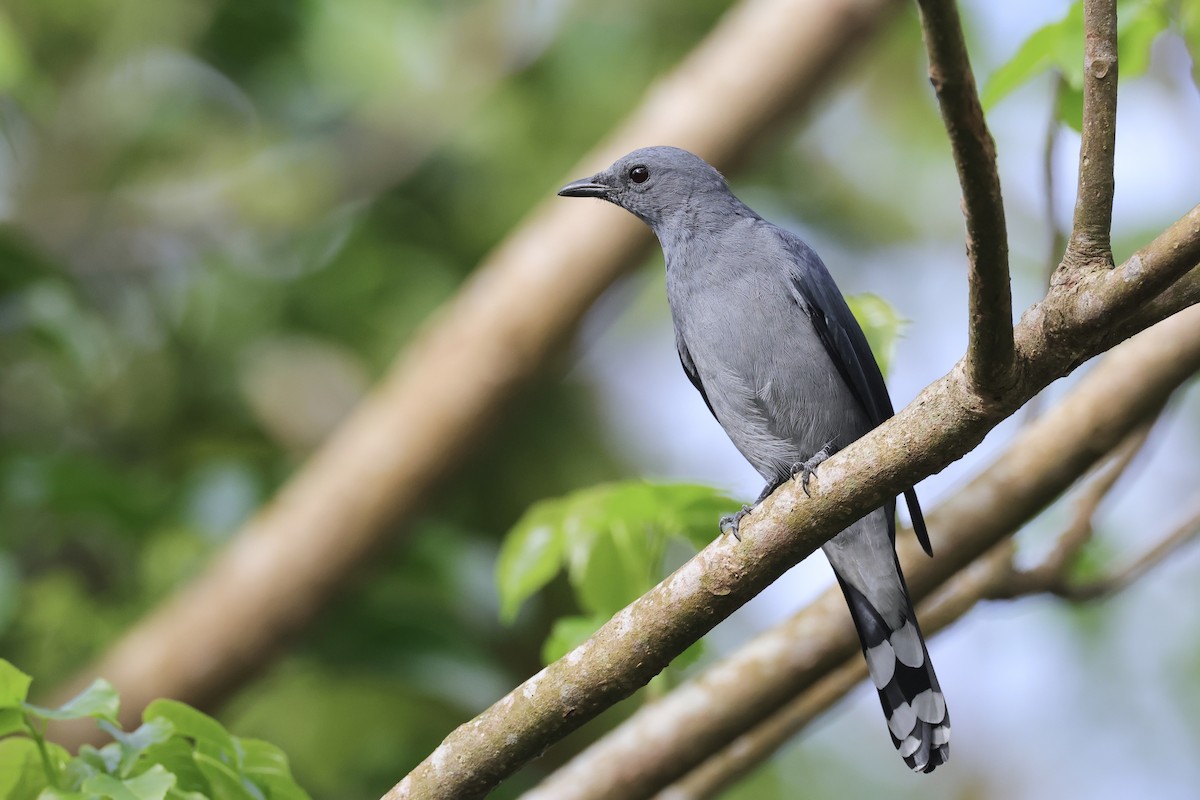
[[864, 618, 950, 773]]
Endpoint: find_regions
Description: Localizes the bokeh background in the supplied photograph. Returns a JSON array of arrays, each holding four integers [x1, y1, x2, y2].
[[2, 0, 1199, 798]]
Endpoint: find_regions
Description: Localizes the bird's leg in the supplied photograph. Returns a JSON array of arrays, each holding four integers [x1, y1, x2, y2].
[[719, 505, 753, 540], [791, 441, 838, 497], [719, 479, 785, 540]]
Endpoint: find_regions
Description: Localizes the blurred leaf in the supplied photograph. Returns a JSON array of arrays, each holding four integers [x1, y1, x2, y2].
[[1059, 83, 1085, 133], [572, 518, 651, 619], [982, 2, 1084, 110], [0, 737, 49, 800], [1121, 2, 1171, 78], [1183, 0, 1200, 89], [496, 500, 566, 623], [501, 482, 735, 662], [192, 751, 257, 800], [142, 701, 235, 764], [982, 0, 1173, 128], [80, 766, 175, 800], [541, 614, 607, 664], [73, 742, 121, 780], [23, 678, 118, 725], [0, 708, 25, 737], [237, 738, 311, 800], [1067, 535, 1119, 587], [655, 484, 736, 551], [105, 717, 174, 778], [846, 293, 907, 377], [135, 739, 208, 797], [0, 658, 33, 708]]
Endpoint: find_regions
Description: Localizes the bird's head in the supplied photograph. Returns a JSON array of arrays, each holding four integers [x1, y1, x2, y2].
[[558, 146, 733, 230]]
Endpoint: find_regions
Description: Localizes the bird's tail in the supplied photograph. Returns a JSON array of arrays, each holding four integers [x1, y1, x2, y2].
[[833, 564, 950, 773]]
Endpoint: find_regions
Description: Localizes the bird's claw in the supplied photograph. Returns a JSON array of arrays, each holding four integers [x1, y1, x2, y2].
[[792, 443, 836, 497], [719, 504, 753, 541]]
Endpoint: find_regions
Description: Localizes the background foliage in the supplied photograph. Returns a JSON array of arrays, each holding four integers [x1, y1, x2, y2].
[[2, 1, 1199, 799]]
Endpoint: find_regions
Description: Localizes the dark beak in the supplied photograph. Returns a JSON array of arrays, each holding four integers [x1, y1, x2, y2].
[[558, 173, 611, 199]]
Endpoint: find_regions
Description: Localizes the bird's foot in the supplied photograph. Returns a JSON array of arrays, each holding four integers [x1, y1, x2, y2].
[[719, 504, 754, 541], [792, 442, 837, 497]]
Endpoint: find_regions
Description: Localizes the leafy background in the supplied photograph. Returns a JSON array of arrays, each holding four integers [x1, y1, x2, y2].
[[2, 0, 1200, 798]]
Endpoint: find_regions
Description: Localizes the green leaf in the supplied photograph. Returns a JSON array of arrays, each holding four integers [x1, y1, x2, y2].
[[73, 743, 121, 779], [1120, 1, 1170, 78], [0, 708, 28, 737], [572, 520, 652, 618], [845, 293, 906, 378], [34, 789, 87, 799], [237, 738, 311, 800], [984, 0, 1173, 115], [0, 659, 33, 708], [0, 737, 50, 800], [651, 483, 733, 550], [1058, 83, 1085, 132], [142, 701, 235, 764], [500, 482, 736, 624], [541, 615, 608, 664], [496, 498, 566, 623], [23, 679, 119, 725], [134, 740, 207, 797], [192, 751, 260, 800], [1182, 0, 1200, 90], [80, 766, 176, 800], [104, 718, 174, 778], [982, 1, 1084, 109]]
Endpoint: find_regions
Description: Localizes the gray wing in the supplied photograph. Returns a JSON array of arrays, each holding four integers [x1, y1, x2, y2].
[[776, 230, 931, 555]]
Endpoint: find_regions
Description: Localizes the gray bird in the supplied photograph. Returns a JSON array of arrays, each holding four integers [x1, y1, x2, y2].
[[559, 146, 949, 773]]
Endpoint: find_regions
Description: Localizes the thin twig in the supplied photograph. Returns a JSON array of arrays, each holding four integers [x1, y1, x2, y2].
[[1063, 0, 1118, 270], [1044, 72, 1068, 289], [1061, 502, 1200, 601], [915, 0, 1014, 396], [1022, 71, 1069, 424], [992, 421, 1156, 598]]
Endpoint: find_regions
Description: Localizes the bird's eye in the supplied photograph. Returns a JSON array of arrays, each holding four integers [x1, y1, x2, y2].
[[629, 165, 650, 184]]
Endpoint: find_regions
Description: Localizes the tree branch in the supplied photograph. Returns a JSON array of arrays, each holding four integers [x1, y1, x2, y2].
[[664, 481, 1200, 799], [659, 545, 1014, 799], [915, 0, 1014, 396], [1004, 498, 1200, 602], [993, 423, 1154, 599], [515, 308, 1200, 800], [1029, 204, 1200, 361], [48, 0, 908, 745], [1064, 0, 1119, 270], [388, 5, 1198, 794]]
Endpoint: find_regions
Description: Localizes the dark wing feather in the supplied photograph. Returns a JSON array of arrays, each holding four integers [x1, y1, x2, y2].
[[676, 333, 717, 421], [777, 230, 933, 556]]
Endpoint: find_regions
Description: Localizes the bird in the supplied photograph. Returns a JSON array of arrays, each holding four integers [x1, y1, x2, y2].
[[558, 146, 949, 773]]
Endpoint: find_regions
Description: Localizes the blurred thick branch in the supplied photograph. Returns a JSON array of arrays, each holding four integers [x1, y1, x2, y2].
[[523, 308, 1200, 800], [915, 0, 1014, 396], [50, 0, 908, 747]]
